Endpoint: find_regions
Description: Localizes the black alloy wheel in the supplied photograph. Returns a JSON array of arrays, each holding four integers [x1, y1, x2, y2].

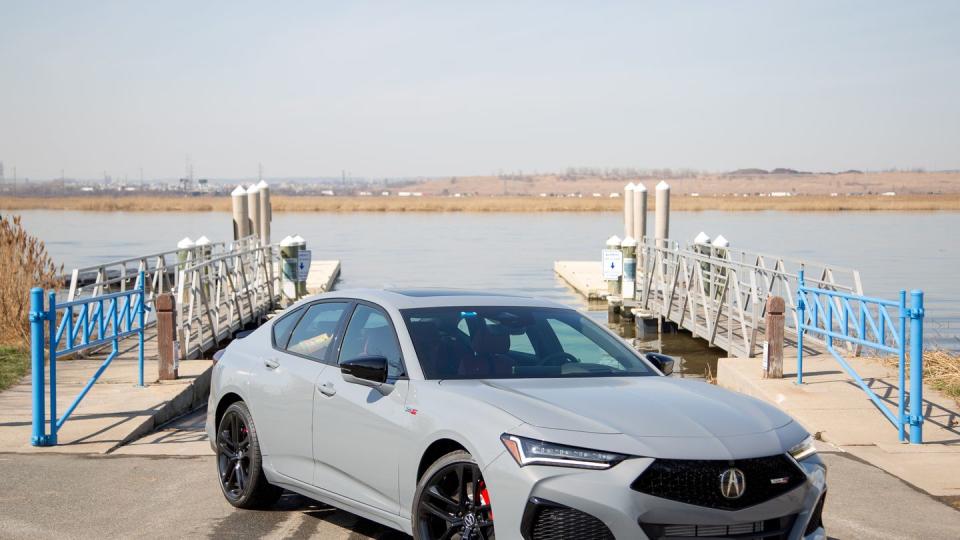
[[414, 450, 495, 540], [216, 401, 282, 508], [218, 408, 250, 500]]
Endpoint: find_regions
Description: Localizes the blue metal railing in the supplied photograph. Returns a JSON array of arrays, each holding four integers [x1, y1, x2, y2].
[[797, 269, 924, 444], [30, 271, 147, 446]]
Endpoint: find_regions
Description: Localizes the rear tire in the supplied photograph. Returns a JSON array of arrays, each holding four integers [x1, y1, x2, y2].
[[413, 450, 495, 540], [216, 401, 282, 509]]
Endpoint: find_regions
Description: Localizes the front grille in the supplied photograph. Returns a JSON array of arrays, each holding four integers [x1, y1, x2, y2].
[[641, 515, 796, 540], [521, 498, 614, 540], [803, 493, 826, 535], [631, 455, 806, 510]]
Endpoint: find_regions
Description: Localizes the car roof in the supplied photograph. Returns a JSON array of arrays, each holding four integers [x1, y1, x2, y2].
[[301, 288, 570, 310]]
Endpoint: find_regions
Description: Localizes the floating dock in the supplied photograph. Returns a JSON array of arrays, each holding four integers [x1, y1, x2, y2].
[[554, 261, 608, 300], [307, 260, 341, 294]]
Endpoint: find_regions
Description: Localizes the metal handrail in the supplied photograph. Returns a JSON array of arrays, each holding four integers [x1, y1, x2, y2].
[[797, 269, 924, 444], [635, 236, 863, 357], [30, 271, 147, 447]]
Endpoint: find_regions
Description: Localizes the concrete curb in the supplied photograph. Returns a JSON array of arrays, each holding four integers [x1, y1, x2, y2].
[[106, 365, 213, 453]]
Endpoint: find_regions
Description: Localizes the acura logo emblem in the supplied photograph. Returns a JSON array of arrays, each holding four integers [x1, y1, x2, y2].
[[719, 468, 746, 499]]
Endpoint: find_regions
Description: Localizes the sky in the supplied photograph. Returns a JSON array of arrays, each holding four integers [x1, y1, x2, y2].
[[1, 1, 958, 180]]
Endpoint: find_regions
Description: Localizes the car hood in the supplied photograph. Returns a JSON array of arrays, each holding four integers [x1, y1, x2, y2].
[[439, 376, 793, 439]]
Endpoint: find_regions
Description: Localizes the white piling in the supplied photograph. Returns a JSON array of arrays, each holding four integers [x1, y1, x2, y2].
[[176, 236, 195, 270], [280, 235, 298, 303], [623, 183, 636, 238], [246, 184, 261, 242], [231, 185, 250, 240], [256, 180, 271, 246], [291, 234, 307, 297], [632, 183, 647, 243], [654, 180, 670, 245], [621, 236, 637, 301]]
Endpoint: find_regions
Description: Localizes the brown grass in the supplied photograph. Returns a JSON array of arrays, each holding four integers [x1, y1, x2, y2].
[[2, 194, 959, 213], [882, 350, 960, 402], [924, 351, 960, 401], [0, 215, 63, 347]]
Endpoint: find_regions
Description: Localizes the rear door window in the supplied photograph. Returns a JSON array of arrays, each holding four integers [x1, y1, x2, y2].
[[285, 302, 350, 362]]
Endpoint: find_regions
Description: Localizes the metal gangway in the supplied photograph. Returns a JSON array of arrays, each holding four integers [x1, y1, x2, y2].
[[635, 237, 863, 358], [61, 234, 282, 360]]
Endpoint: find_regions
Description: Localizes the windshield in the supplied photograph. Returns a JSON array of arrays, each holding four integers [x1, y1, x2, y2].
[[401, 306, 655, 379]]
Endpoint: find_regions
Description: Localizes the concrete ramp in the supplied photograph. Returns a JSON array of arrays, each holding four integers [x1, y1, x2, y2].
[[718, 354, 960, 497], [0, 334, 212, 454]]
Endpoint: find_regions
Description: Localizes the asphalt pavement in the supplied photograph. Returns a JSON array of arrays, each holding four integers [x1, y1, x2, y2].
[[1, 408, 959, 539]]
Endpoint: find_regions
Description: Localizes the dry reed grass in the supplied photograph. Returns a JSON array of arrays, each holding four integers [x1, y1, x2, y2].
[[924, 350, 960, 401], [2, 194, 959, 213], [882, 350, 960, 403], [0, 215, 63, 347]]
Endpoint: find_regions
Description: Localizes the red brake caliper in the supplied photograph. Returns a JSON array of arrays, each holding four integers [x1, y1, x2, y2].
[[479, 481, 492, 521]]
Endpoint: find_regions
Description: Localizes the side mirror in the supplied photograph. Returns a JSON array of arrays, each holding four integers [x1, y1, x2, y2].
[[341, 355, 389, 386], [645, 353, 675, 376]]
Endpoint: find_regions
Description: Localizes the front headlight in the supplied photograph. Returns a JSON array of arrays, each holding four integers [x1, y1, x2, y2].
[[500, 434, 627, 469], [788, 435, 817, 462]]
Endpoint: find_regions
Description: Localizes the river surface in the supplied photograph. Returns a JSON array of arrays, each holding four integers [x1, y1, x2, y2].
[[10, 210, 960, 370]]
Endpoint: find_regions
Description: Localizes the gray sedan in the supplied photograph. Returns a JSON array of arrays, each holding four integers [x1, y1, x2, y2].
[[206, 289, 827, 540]]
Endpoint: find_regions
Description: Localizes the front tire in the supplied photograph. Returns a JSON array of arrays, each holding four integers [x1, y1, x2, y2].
[[216, 401, 282, 509], [413, 450, 495, 540]]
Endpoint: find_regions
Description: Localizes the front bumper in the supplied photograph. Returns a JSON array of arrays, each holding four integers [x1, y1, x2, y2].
[[483, 451, 826, 540]]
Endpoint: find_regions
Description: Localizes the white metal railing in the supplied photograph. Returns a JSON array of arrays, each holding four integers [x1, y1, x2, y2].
[[60, 235, 277, 359], [636, 238, 863, 357], [176, 242, 280, 359], [63, 235, 262, 324]]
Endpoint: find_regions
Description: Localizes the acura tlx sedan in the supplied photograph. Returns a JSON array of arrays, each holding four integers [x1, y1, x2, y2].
[[206, 289, 827, 540]]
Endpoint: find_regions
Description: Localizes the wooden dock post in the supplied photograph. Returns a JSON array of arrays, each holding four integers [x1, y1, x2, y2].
[[763, 296, 785, 379], [157, 293, 178, 380], [623, 182, 635, 238]]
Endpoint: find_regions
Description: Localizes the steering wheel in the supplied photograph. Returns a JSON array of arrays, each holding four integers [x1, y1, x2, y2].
[[541, 351, 578, 366]]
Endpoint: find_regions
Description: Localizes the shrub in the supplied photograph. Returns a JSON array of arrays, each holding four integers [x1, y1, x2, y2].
[[0, 215, 62, 347]]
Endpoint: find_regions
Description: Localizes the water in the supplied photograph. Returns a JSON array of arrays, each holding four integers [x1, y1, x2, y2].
[[10, 210, 960, 368]]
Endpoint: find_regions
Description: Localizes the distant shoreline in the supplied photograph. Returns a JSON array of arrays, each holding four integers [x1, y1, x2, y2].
[[1, 194, 959, 213]]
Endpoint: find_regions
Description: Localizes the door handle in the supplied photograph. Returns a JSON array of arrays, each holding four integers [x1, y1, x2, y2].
[[317, 381, 337, 397], [264, 358, 280, 370]]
